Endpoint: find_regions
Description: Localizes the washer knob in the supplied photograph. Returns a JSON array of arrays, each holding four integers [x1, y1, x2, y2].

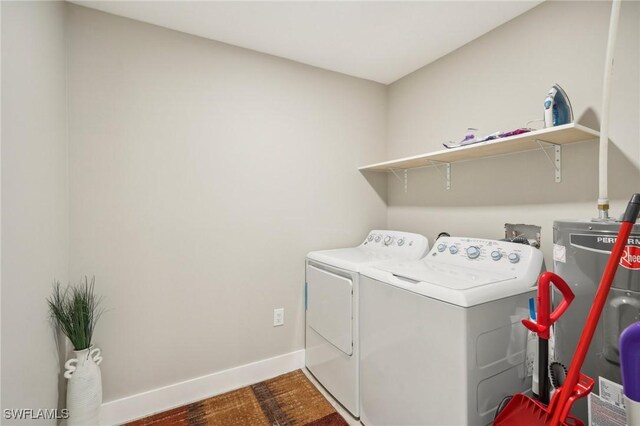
[[437, 243, 447, 252], [449, 245, 458, 254], [397, 238, 405, 246], [508, 253, 520, 264], [375, 235, 382, 243], [491, 251, 502, 261], [384, 236, 393, 246], [368, 235, 374, 242], [466, 246, 481, 259]]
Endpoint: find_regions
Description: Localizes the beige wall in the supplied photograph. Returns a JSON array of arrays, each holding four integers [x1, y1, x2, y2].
[[1, 1, 69, 422], [66, 5, 387, 402], [385, 0, 640, 263], [4, 0, 638, 415]]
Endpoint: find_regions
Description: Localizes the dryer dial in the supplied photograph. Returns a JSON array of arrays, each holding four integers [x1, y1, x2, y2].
[[384, 236, 393, 246], [508, 253, 520, 264], [397, 238, 405, 246], [375, 235, 382, 243]]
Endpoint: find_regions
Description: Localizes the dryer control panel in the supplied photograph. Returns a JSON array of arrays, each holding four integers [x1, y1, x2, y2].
[[361, 230, 429, 258], [429, 237, 543, 274]]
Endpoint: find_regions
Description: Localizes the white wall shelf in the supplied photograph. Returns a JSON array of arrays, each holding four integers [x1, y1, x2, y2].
[[359, 123, 599, 191]]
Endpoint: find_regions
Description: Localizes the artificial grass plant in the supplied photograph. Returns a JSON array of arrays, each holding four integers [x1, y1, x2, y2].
[[48, 276, 104, 351]]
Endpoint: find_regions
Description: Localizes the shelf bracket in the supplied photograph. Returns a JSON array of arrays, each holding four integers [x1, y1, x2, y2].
[[390, 168, 408, 192], [535, 139, 561, 183], [427, 160, 451, 190]]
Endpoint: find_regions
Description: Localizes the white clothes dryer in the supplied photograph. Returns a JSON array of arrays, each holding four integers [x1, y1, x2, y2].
[[305, 230, 429, 418], [359, 237, 545, 426]]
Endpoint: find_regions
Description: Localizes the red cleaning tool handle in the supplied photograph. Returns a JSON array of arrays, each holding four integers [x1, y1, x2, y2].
[[522, 272, 575, 340]]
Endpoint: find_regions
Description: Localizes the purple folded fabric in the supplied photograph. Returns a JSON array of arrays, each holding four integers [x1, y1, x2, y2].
[[498, 128, 533, 138], [620, 322, 640, 402], [442, 128, 534, 149]]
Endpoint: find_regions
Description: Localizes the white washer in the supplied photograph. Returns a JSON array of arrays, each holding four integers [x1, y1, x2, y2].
[[359, 237, 545, 426], [305, 230, 429, 418]]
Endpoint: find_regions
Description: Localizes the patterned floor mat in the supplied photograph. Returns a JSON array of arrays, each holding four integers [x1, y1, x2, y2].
[[125, 369, 348, 426]]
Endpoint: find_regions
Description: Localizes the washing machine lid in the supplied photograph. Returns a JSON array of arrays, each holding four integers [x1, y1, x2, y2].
[[362, 260, 533, 307], [307, 247, 396, 272], [377, 261, 515, 289]]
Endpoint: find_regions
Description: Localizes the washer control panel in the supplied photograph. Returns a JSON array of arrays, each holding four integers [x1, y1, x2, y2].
[[362, 230, 429, 257], [428, 237, 539, 271]]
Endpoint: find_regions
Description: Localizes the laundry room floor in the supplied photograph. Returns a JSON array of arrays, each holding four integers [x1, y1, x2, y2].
[[124, 369, 360, 425]]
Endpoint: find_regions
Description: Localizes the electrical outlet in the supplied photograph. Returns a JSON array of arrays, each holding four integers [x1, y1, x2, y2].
[[273, 308, 284, 326]]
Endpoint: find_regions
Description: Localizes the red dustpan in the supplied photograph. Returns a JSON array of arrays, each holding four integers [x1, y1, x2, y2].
[[494, 193, 640, 426]]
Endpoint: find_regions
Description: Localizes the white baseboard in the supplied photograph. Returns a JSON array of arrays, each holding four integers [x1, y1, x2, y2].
[[99, 349, 305, 426]]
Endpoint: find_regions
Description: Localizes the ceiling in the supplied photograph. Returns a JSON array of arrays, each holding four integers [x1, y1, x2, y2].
[[70, 1, 542, 84]]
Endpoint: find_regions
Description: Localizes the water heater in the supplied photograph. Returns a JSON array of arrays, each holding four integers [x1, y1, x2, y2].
[[553, 219, 640, 421]]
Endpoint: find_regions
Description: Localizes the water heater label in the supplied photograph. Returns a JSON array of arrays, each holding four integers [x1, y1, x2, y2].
[[588, 393, 626, 426], [599, 376, 625, 408], [570, 233, 640, 252], [620, 245, 640, 270], [553, 244, 566, 263], [570, 233, 640, 270]]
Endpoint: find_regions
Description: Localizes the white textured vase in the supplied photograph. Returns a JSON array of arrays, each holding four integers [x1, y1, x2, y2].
[[65, 346, 103, 426]]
